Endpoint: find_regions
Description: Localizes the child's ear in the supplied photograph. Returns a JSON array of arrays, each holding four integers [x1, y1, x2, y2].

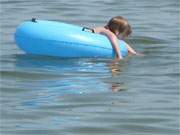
[[115, 30, 119, 36]]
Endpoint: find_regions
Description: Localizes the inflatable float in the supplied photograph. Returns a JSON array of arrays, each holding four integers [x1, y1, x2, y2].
[[15, 18, 128, 58]]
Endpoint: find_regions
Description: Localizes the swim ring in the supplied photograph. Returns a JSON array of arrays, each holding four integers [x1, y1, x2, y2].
[[15, 18, 128, 58]]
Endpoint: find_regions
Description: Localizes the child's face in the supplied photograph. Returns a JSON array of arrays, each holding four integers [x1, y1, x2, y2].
[[117, 32, 128, 40], [116, 25, 132, 40], [117, 29, 130, 40]]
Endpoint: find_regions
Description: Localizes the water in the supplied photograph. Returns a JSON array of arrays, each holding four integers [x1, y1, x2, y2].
[[0, 0, 180, 135]]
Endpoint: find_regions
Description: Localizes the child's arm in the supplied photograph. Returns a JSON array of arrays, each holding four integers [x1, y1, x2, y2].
[[98, 29, 123, 59], [126, 43, 144, 56], [126, 43, 137, 55]]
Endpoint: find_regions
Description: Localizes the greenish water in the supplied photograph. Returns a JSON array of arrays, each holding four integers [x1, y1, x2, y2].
[[0, 0, 180, 135]]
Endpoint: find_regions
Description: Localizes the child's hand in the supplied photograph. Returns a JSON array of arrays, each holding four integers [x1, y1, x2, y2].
[[113, 57, 123, 63]]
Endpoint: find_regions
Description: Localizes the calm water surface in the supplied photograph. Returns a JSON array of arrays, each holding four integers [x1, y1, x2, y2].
[[0, 0, 180, 135]]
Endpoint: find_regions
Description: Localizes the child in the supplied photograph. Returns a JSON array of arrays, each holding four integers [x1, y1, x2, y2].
[[94, 16, 141, 60]]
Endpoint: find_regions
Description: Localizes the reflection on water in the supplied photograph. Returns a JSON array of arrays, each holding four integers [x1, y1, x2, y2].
[[109, 59, 123, 76], [111, 82, 126, 92], [13, 54, 123, 90], [108, 59, 126, 92], [13, 54, 128, 93]]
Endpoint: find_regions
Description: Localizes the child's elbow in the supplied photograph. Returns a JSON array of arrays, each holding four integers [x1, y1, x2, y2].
[[102, 30, 116, 41], [107, 33, 116, 41]]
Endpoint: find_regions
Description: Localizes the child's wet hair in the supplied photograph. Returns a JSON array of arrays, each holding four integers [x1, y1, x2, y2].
[[106, 16, 132, 38]]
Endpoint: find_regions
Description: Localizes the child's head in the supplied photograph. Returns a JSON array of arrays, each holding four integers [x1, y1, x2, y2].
[[106, 16, 132, 39]]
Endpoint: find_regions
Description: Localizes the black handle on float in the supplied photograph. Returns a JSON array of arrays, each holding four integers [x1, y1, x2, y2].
[[31, 18, 37, 23], [82, 27, 95, 33]]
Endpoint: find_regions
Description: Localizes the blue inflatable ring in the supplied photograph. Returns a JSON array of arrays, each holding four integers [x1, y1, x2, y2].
[[15, 18, 128, 58]]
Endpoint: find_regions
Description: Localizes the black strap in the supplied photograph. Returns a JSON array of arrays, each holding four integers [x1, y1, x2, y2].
[[82, 27, 95, 33], [31, 18, 37, 23]]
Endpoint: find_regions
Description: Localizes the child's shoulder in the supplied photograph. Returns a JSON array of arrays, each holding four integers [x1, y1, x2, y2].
[[94, 26, 114, 35], [94, 26, 107, 34]]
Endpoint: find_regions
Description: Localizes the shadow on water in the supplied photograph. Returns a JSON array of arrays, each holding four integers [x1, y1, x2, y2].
[[124, 36, 172, 57], [126, 36, 168, 45], [13, 54, 83, 71]]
